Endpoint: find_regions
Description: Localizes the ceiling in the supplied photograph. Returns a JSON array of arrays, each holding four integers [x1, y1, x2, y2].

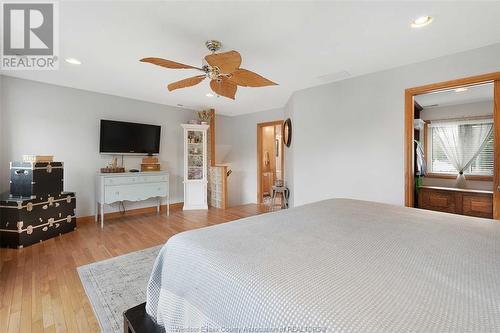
[[2, 1, 500, 116], [415, 83, 494, 109]]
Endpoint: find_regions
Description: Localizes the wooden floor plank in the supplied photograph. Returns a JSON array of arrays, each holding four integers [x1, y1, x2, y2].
[[19, 248, 32, 333], [7, 311, 21, 333], [0, 204, 268, 333]]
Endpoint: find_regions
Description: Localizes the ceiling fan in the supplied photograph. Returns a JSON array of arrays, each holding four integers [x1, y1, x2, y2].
[[140, 40, 277, 100]]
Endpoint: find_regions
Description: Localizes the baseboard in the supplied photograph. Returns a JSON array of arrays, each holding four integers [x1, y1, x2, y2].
[[77, 202, 183, 224]]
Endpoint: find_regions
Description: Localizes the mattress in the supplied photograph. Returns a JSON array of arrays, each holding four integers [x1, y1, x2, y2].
[[146, 198, 500, 332]]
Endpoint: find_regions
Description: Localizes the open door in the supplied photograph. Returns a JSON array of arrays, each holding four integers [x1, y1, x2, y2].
[[405, 72, 500, 219], [257, 120, 285, 204]]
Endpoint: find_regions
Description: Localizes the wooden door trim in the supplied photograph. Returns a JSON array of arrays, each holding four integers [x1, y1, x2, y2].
[[209, 109, 216, 167], [493, 81, 500, 219], [406, 72, 500, 95], [257, 120, 284, 204], [404, 72, 500, 215], [405, 91, 415, 206]]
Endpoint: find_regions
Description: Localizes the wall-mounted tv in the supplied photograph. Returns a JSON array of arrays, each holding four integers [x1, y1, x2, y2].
[[99, 120, 161, 154]]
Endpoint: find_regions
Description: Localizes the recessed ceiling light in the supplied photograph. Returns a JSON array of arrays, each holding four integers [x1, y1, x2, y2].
[[65, 58, 82, 65], [454, 87, 468, 93], [411, 16, 433, 28], [206, 93, 214, 97]]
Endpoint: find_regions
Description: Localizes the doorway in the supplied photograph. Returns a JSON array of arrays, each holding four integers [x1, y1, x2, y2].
[[257, 120, 284, 204], [404, 72, 500, 218]]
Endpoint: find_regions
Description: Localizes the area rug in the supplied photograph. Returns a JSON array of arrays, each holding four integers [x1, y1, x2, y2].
[[77, 245, 162, 333]]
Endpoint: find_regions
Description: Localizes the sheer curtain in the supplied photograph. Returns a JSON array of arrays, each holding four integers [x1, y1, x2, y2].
[[431, 119, 493, 188]]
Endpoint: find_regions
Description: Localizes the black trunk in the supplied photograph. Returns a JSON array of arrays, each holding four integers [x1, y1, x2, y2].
[[10, 161, 64, 199], [0, 192, 76, 248]]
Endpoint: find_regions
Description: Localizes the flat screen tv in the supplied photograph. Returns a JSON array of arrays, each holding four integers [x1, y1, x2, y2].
[[99, 120, 161, 154]]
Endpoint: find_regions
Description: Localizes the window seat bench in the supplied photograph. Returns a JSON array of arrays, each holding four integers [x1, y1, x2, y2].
[[418, 185, 493, 219]]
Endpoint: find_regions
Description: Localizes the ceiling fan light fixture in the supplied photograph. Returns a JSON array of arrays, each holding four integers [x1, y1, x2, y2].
[[411, 16, 433, 28], [140, 41, 277, 100], [205, 40, 222, 53]]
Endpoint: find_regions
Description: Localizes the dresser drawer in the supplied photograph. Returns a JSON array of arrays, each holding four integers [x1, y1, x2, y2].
[[141, 175, 168, 183], [103, 176, 139, 186], [104, 183, 167, 204], [104, 175, 168, 186]]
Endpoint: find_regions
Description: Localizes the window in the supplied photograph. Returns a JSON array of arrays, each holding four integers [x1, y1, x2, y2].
[[428, 119, 493, 176]]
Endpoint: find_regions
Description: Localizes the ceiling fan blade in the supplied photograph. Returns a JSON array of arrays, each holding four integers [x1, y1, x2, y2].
[[140, 57, 202, 70], [167, 75, 206, 91], [205, 50, 242, 74], [210, 78, 237, 100], [228, 69, 277, 87]]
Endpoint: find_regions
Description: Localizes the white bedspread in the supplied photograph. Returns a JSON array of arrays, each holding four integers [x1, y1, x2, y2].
[[146, 199, 500, 332]]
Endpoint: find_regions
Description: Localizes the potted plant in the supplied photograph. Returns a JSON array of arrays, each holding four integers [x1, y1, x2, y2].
[[198, 110, 211, 125]]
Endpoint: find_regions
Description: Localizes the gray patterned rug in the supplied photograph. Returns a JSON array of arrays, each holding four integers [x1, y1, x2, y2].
[[77, 245, 162, 333]]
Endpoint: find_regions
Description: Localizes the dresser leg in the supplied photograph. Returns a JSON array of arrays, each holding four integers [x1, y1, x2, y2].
[[95, 202, 98, 223], [100, 204, 104, 229]]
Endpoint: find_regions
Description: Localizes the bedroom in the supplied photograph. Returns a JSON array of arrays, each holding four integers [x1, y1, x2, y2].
[[1, 1, 500, 332]]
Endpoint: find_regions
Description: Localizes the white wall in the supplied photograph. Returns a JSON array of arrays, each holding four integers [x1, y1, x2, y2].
[[0, 76, 196, 216], [286, 43, 500, 207], [216, 108, 284, 207]]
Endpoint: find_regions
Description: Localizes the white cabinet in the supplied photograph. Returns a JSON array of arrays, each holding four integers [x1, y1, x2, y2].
[[95, 171, 169, 228], [182, 124, 209, 210]]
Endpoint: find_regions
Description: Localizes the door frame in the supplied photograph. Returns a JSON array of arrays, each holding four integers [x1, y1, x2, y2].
[[404, 71, 500, 218], [257, 120, 285, 204]]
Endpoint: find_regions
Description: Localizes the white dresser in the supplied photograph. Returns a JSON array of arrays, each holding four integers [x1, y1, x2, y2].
[[95, 171, 169, 228]]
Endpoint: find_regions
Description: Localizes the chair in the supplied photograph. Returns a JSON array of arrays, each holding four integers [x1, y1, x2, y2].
[[271, 180, 289, 210]]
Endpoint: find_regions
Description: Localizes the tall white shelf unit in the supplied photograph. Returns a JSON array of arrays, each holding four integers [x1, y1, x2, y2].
[[182, 124, 209, 210]]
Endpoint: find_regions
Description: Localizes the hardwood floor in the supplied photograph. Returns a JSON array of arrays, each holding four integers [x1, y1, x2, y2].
[[0, 204, 269, 333]]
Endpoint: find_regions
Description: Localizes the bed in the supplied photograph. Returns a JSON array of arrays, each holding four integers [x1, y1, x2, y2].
[[145, 198, 500, 332]]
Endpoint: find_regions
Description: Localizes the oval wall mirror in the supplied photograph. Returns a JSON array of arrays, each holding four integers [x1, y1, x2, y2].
[[283, 118, 292, 147]]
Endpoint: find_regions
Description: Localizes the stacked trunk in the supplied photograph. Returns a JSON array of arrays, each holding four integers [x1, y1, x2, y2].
[[141, 156, 160, 172], [0, 161, 76, 248]]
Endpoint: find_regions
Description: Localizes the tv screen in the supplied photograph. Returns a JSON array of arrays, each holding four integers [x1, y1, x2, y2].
[[99, 120, 161, 154]]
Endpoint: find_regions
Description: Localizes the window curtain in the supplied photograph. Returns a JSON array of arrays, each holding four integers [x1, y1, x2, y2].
[[414, 140, 427, 176], [431, 119, 493, 188]]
